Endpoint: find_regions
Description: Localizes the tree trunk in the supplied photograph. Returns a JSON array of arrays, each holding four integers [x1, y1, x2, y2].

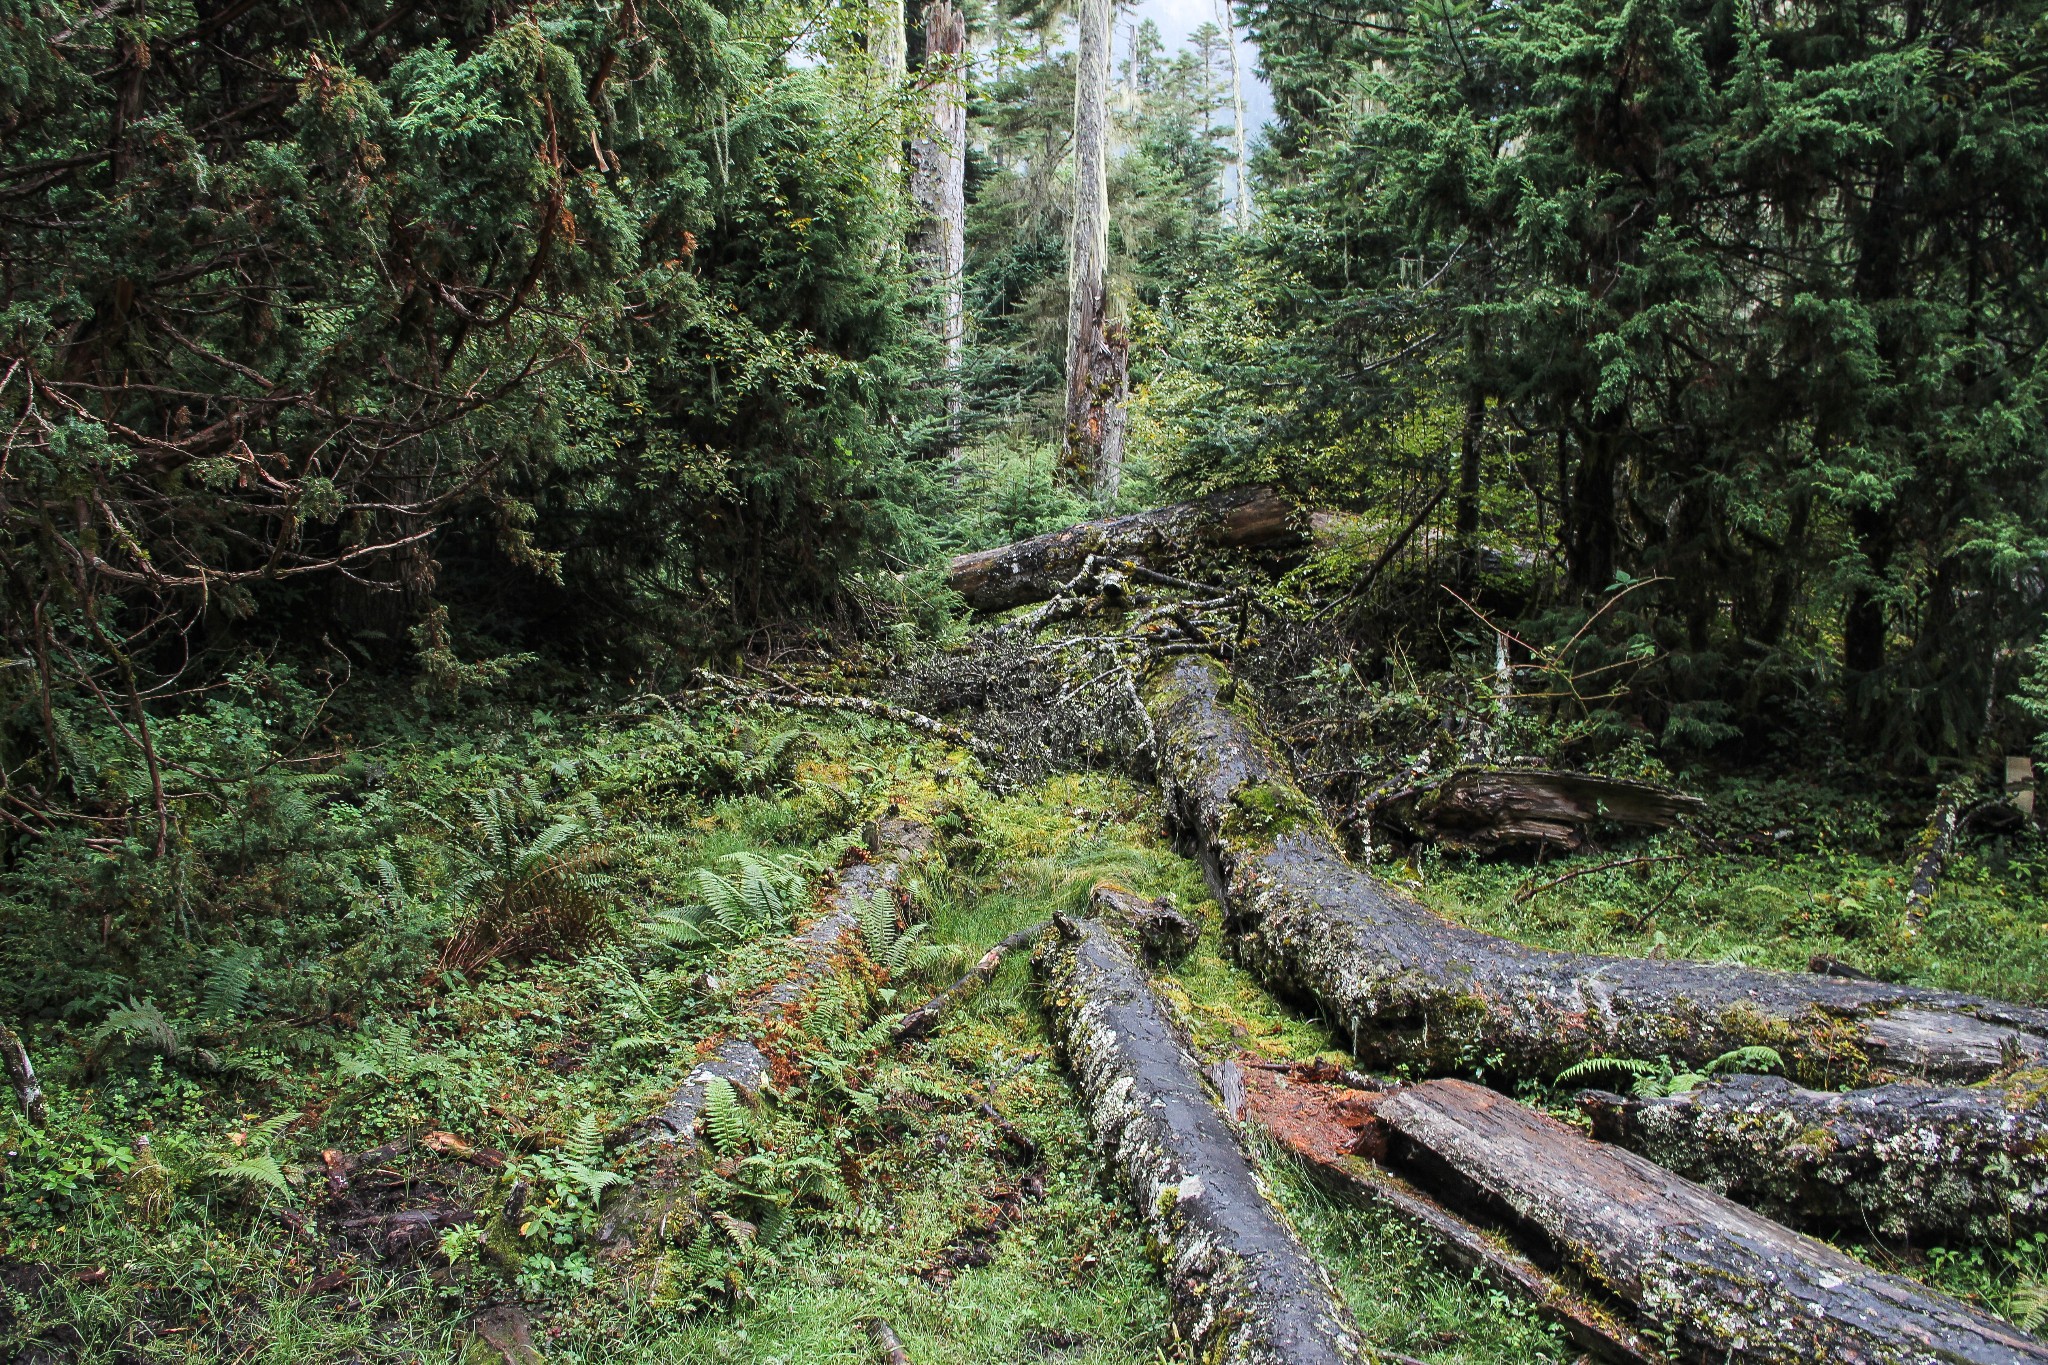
[[1380, 1079, 2048, 1365], [1456, 320, 1484, 576], [1238, 1065, 1662, 1365], [1061, 0, 1126, 500], [1218, 0, 1252, 231], [1145, 656, 2048, 1087], [910, 0, 967, 451], [1369, 766, 1704, 855], [946, 486, 1301, 611], [1578, 1072, 2048, 1244], [1036, 914, 1366, 1363]]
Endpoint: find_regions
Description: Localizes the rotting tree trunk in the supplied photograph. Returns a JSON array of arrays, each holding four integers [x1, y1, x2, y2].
[[910, 0, 967, 451], [601, 823, 930, 1246], [1905, 773, 1977, 925], [1380, 1079, 2048, 1365], [1579, 1072, 2048, 1244], [1370, 767, 1705, 855], [1036, 915, 1366, 1363], [947, 486, 1301, 612], [1060, 0, 1126, 499], [1088, 881, 1198, 961], [1146, 656, 2048, 1086], [1237, 1064, 1662, 1365]]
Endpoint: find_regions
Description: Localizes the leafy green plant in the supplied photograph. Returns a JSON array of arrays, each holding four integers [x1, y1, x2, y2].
[[199, 1112, 299, 1204], [436, 786, 614, 973], [650, 851, 816, 949], [1555, 1046, 1784, 1099]]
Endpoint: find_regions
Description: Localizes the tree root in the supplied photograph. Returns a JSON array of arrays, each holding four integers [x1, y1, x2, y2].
[[1036, 913, 1365, 1363], [1146, 655, 2048, 1087], [1578, 1071, 2048, 1243]]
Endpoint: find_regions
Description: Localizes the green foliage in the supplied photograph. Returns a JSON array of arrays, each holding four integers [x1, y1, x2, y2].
[[1555, 1046, 1784, 1099]]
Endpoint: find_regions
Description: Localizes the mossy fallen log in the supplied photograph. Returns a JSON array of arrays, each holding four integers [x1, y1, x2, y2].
[[1579, 1071, 2048, 1243], [1036, 914, 1365, 1363], [947, 486, 1301, 612], [1236, 1063, 1662, 1365], [1371, 767, 1705, 854], [1146, 656, 2048, 1087], [601, 825, 925, 1247], [1380, 1079, 2048, 1365]]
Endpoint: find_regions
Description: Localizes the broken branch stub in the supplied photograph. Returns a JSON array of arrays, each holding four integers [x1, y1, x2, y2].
[[1036, 915, 1365, 1363], [1146, 656, 2048, 1086], [1087, 882, 1199, 961], [1380, 1079, 2048, 1365], [947, 486, 1302, 612], [1579, 1071, 2048, 1243]]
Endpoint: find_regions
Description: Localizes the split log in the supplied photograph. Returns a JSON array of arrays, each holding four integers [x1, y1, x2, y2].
[[1146, 656, 2048, 1086], [1237, 1064, 1661, 1365], [1372, 768, 1705, 854], [1036, 914, 1365, 1363], [1380, 1079, 2048, 1365], [1087, 882, 1199, 961], [891, 920, 1047, 1044], [1579, 1072, 2048, 1243], [947, 486, 1302, 612]]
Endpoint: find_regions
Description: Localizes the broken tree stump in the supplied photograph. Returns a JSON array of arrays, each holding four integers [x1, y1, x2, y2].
[[1579, 1071, 2048, 1243], [1145, 656, 2048, 1086], [947, 486, 1302, 612], [1371, 767, 1705, 854], [1036, 914, 1364, 1363], [1380, 1079, 2048, 1365], [1087, 882, 1199, 961], [1237, 1064, 1661, 1365]]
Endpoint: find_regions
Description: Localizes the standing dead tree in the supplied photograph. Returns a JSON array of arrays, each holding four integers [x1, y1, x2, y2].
[[1060, 0, 1127, 498], [910, 0, 969, 455]]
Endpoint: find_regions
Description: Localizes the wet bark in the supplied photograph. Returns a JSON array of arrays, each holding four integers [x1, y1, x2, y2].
[[946, 486, 1302, 612], [1579, 1072, 2048, 1243], [1036, 915, 1365, 1363], [1146, 656, 2048, 1086], [1381, 1079, 2048, 1365]]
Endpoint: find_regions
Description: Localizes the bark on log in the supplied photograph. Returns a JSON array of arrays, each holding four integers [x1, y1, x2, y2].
[[1088, 882, 1199, 961], [1237, 1064, 1662, 1365], [1036, 915, 1365, 1363], [1373, 768, 1705, 854], [1380, 1079, 2048, 1365], [947, 486, 1302, 612], [1146, 656, 2048, 1086], [1579, 1072, 2048, 1243], [601, 826, 927, 1245]]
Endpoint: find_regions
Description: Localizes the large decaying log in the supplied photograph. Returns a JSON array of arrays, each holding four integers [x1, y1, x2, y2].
[[1380, 1079, 2048, 1365], [1147, 656, 2048, 1086], [1580, 1072, 2048, 1243], [946, 487, 1301, 612], [1036, 915, 1365, 1363], [1372, 767, 1706, 854], [1237, 1064, 1661, 1365]]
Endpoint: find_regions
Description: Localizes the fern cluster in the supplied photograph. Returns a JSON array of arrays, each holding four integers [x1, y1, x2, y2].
[[1556, 1045, 1785, 1098]]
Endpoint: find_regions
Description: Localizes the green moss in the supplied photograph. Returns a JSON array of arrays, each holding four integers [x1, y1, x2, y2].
[[1221, 780, 1325, 850]]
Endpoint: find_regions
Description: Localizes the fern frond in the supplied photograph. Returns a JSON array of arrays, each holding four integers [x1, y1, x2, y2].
[[703, 1076, 752, 1155], [1554, 1056, 1658, 1088], [207, 1152, 289, 1195], [201, 945, 260, 1025], [1703, 1046, 1784, 1077], [565, 1113, 607, 1169]]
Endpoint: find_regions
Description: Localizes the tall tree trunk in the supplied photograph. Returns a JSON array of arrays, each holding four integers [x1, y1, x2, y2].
[[1218, 0, 1252, 231], [910, 1, 968, 455], [1061, 0, 1127, 501], [1456, 318, 1485, 578], [873, 0, 907, 185], [1567, 406, 1622, 596]]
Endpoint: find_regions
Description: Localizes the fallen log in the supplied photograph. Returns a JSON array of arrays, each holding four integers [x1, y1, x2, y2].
[[1578, 1072, 2048, 1243], [891, 920, 1047, 1044], [947, 486, 1302, 612], [1087, 882, 1199, 961], [1146, 656, 2048, 1086], [1036, 913, 1365, 1363], [601, 824, 929, 1246], [1237, 1064, 1661, 1365], [1371, 767, 1705, 854], [1380, 1079, 2048, 1365]]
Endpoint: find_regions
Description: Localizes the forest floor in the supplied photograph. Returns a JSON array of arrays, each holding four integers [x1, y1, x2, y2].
[[4, 686, 2047, 1363]]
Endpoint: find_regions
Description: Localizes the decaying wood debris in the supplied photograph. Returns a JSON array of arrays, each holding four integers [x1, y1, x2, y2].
[[1036, 913, 1365, 1363], [892, 919, 1047, 1044], [1380, 1079, 2048, 1365], [1146, 656, 2048, 1086], [946, 486, 1302, 612], [1366, 766, 1705, 854], [1236, 1063, 1661, 1365], [695, 669, 994, 762], [602, 821, 930, 1245], [1579, 1071, 2048, 1242], [1087, 881, 1199, 961]]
